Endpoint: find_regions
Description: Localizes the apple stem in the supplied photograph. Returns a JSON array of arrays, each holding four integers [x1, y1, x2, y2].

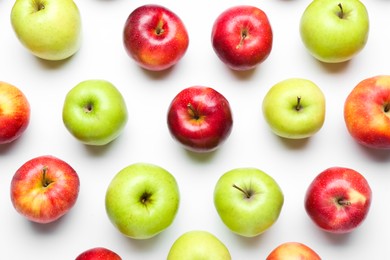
[[84, 103, 93, 113], [338, 199, 351, 206], [337, 3, 344, 19], [155, 21, 165, 35], [296, 96, 302, 111], [187, 103, 200, 120], [236, 29, 248, 49], [41, 167, 52, 188], [384, 103, 390, 113], [232, 184, 251, 199]]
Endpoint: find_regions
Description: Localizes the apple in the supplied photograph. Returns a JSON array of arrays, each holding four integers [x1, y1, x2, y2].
[[62, 79, 128, 146], [167, 86, 233, 153], [262, 78, 326, 139], [211, 5, 273, 71], [214, 167, 284, 237], [167, 230, 231, 260], [300, 0, 369, 63], [75, 247, 121, 260], [10, 155, 80, 224], [344, 75, 390, 149], [123, 4, 189, 71], [105, 163, 180, 239], [304, 167, 372, 234], [11, 0, 82, 61], [0, 81, 30, 144], [266, 242, 321, 260]]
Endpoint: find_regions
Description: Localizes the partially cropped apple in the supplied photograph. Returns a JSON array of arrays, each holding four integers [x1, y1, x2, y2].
[[167, 230, 231, 260], [105, 163, 180, 239], [123, 4, 189, 71], [214, 167, 284, 237], [11, 0, 82, 61], [0, 81, 30, 144], [211, 5, 273, 71], [62, 79, 128, 146], [75, 247, 121, 260], [10, 155, 80, 224], [262, 78, 326, 139], [344, 75, 390, 149], [266, 242, 321, 260]]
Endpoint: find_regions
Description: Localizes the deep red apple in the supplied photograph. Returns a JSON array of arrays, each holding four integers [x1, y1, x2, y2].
[[167, 86, 233, 153], [75, 247, 121, 260], [344, 75, 390, 149], [0, 81, 30, 144], [304, 167, 372, 234], [10, 155, 80, 224], [266, 242, 321, 260], [123, 4, 189, 71], [211, 5, 273, 71]]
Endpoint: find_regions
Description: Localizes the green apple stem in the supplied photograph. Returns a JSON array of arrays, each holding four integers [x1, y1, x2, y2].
[[187, 103, 200, 120], [232, 184, 252, 199], [337, 3, 344, 19], [41, 167, 53, 188], [296, 96, 302, 111]]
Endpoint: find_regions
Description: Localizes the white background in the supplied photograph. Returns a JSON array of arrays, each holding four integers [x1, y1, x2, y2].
[[1, 0, 390, 259]]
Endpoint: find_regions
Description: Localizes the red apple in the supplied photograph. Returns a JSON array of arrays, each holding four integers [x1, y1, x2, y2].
[[304, 167, 372, 234], [211, 5, 273, 71], [10, 155, 80, 224], [123, 4, 189, 71], [167, 86, 233, 153], [0, 81, 30, 144], [75, 247, 121, 260], [266, 242, 321, 260], [344, 75, 390, 149]]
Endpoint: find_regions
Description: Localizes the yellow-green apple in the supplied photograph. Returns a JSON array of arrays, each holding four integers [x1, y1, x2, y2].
[[266, 242, 321, 260], [262, 78, 326, 139], [62, 79, 128, 146], [0, 81, 30, 144], [10, 155, 80, 224], [344, 75, 390, 149], [214, 167, 284, 237], [304, 167, 372, 234], [105, 163, 180, 239], [167, 230, 231, 260], [211, 5, 273, 71], [300, 0, 369, 63], [75, 247, 121, 260], [10, 0, 82, 61], [123, 4, 189, 71], [167, 86, 233, 153]]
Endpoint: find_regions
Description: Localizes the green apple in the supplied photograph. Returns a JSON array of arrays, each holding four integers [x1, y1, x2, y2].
[[62, 79, 128, 146], [300, 0, 369, 63], [105, 163, 180, 239], [214, 168, 284, 237], [262, 78, 326, 139], [11, 0, 82, 61], [167, 230, 231, 260]]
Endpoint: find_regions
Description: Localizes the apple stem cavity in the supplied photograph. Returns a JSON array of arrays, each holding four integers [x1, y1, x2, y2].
[[337, 3, 344, 19], [140, 192, 152, 205], [384, 103, 390, 113], [155, 21, 165, 36], [236, 29, 248, 49], [232, 184, 253, 199], [84, 103, 93, 113], [34, 1, 46, 12], [187, 103, 200, 120], [41, 167, 53, 188], [337, 198, 351, 206], [295, 96, 302, 111]]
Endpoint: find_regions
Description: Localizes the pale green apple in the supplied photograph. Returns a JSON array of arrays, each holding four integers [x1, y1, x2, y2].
[[62, 79, 128, 146], [167, 230, 231, 260], [262, 78, 326, 139], [11, 0, 82, 61], [300, 0, 369, 63], [214, 168, 284, 237], [105, 163, 180, 239]]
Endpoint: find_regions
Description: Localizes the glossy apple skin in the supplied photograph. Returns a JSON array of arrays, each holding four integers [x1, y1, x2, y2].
[[75, 247, 121, 260], [304, 167, 372, 234], [344, 75, 390, 149], [266, 242, 321, 260], [0, 82, 30, 144], [211, 5, 273, 71], [10, 155, 80, 224], [123, 4, 189, 71], [167, 86, 233, 153]]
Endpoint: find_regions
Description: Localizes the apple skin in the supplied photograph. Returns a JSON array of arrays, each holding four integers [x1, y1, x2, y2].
[[105, 163, 180, 239], [344, 75, 390, 149], [0, 81, 30, 144], [11, 0, 82, 61], [123, 4, 189, 71], [214, 168, 284, 237], [304, 167, 372, 234], [300, 0, 369, 63], [211, 5, 273, 71], [262, 78, 326, 139], [167, 230, 231, 260], [266, 242, 321, 260], [167, 86, 233, 153], [75, 247, 121, 260], [62, 79, 128, 146], [10, 155, 80, 224]]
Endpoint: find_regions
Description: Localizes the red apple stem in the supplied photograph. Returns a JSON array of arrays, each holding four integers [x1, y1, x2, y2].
[[337, 3, 344, 19], [187, 103, 200, 120], [41, 167, 53, 188], [338, 199, 351, 206], [296, 96, 302, 111], [236, 29, 248, 49], [232, 184, 251, 199], [384, 103, 390, 113]]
